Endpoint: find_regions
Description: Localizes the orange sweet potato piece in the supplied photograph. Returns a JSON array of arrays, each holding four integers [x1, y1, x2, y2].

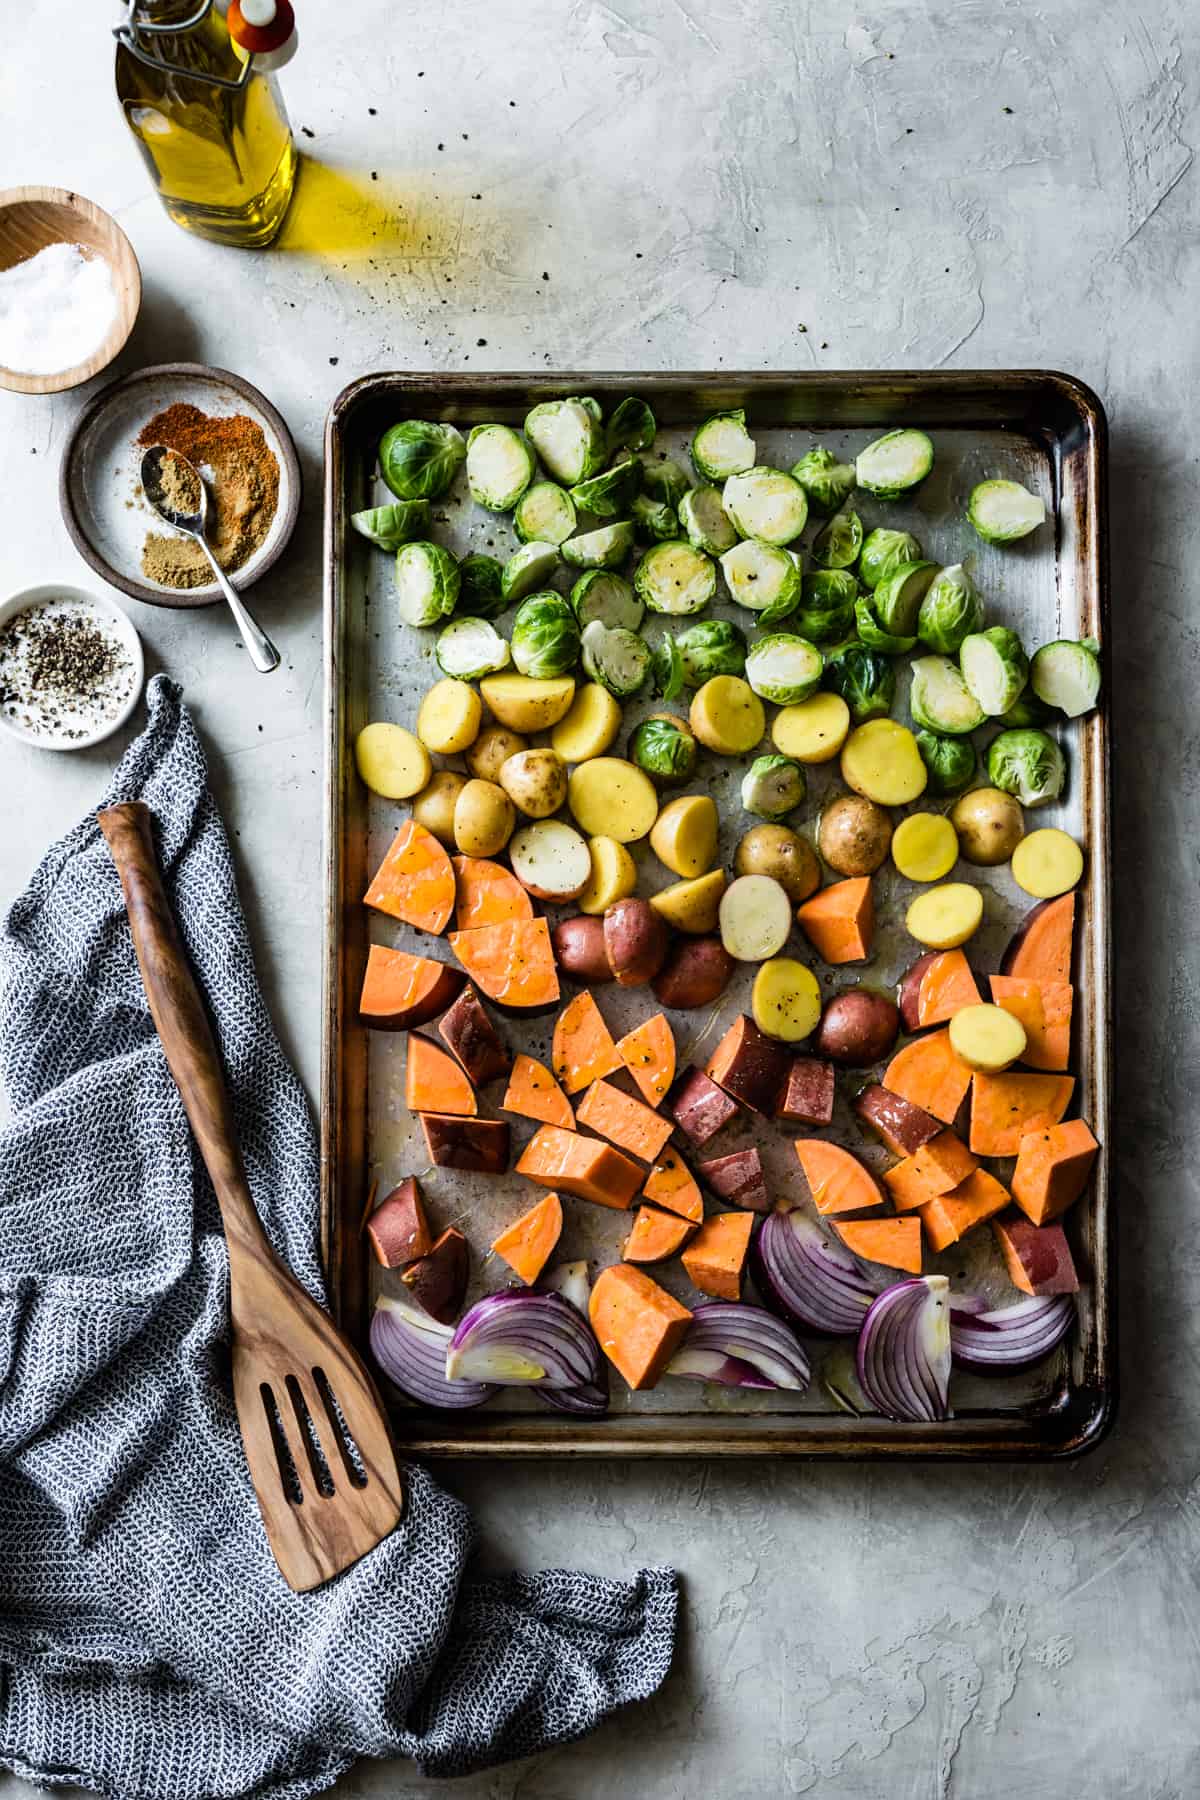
[[358, 944, 465, 1030], [405, 1034, 477, 1117], [1001, 893, 1075, 984], [589, 1263, 692, 1389], [364, 820, 455, 933], [911, 1130, 977, 1197], [575, 1079, 675, 1163], [1011, 1118, 1099, 1225], [617, 1012, 676, 1108], [917, 950, 982, 1026], [793, 1139, 884, 1216], [491, 1190, 563, 1284], [551, 990, 622, 1094], [452, 855, 534, 931], [882, 1156, 941, 1213], [502, 1053, 575, 1130], [448, 917, 559, 1010], [795, 877, 874, 964], [681, 1212, 755, 1299], [993, 1210, 1080, 1295], [642, 1146, 704, 1223], [920, 1168, 1012, 1252], [883, 1030, 973, 1125], [834, 1217, 922, 1274], [989, 976, 1073, 1072], [515, 1124, 643, 1208], [623, 1204, 695, 1263], [969, 1072, 1075, 1157]]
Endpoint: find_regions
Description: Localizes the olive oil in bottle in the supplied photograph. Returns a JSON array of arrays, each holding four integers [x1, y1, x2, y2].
[[115, 0, 297, 248]]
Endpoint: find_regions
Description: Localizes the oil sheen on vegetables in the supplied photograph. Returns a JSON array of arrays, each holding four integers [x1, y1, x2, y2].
[[115, 1, 296, 248]]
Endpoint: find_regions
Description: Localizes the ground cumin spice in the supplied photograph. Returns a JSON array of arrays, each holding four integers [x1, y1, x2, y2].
[[137, 402, 280, 590]]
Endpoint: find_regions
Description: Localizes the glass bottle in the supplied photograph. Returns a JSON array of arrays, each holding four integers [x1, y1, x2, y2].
[[115, 0, 297, 248]]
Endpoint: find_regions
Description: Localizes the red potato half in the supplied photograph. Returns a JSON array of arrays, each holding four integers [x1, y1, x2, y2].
[[551, 915, 615, 984], [853, 1083, 943, 1157], [510, 820, 592, 902], [651, 935, 735, 1010], [604, 898, 671, 988], [814, 990, 899, 1068]]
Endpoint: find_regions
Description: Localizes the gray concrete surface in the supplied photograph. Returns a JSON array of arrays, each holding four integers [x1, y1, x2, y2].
[[1, 1, 1196, 1794]]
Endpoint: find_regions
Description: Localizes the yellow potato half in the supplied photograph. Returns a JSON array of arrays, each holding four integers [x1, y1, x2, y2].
[[1011, 828, 1085, 899], [480, 674, 577, 733], [649, 794, 719, 878], [772, 692, 851, 763], [905, 881, 984, 949], [578, 836, 638, 915], [649, 868, 727, 934], [417, 679, 483, 755], [689, 676, 766, 755], [891, 812, 959, 883], [354, 722, 431, 799], [550, 682, 623, 762], [568, 757, 659, 842], [841, 719, 928, 806]]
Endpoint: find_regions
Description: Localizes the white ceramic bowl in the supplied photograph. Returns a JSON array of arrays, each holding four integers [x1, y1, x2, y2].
[[0, 583, 144, 751]]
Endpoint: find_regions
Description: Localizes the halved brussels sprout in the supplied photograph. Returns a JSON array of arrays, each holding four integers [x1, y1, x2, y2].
[[605, 396, 657, 457], [580, 619, 651, 698], [968, 478, 1046, 544], [628, 711, 697, 784], [636, 540, 717, 614], [859, 526, 923, 591], [435, 616, 511, 680], [394, 540, 461, 627], [794, 567, 858, 644], [510, 592, 580, 678], [909, 654, 986, 735], [873, 560, 939, 636], [501, 540, 560, 603], [690, 409, 756, 481], [1000, 687, 1055, 729], [570, 569, 643, 631], [744, 633, 824, 705], [855, 594, 915, 655], [458, 552, 506, 619], [915, 728, 977, 795], [674, 618, 748, 687], [678, 484, 738, 556], [823, 645, 896, 723], [918, 562, 984, 654], [513, 480, 576, 545], [790, 446, 856, 516], [465, 423, 534, 511], [986, 728, 1066, 808], [810, 507, 864, 570], [651, 633, 685, 700], [640, 456, 691, 508], [632, 493, 680, 543], [350, 500, 431, 550], [379, 420, 466, 501], [561, 521, 635, 569], [855, 427, 934, 498], [523, 398, 606, 485], [960, 626, 1029, 716], [741, 753, 807, 819], [1030, 638, 1102, 718], [719, 539, 802, 626], [570, 455, 642, 519], [722, 467, 808, 545]]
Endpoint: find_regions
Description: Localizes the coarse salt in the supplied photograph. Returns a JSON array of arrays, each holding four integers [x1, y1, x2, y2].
[[0, 242, 119, 376]]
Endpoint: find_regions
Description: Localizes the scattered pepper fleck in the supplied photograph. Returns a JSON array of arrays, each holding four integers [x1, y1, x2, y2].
[[300, 126, 315, 139], [1003, 105, 1014, 113], [329, 356, 339, 365], [477, 337, 487, 346]]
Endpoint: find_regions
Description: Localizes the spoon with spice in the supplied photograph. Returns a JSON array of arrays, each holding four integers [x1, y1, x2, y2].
[[140, 445, 280, 673]]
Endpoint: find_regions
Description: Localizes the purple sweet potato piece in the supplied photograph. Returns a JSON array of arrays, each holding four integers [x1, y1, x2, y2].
[[668, 1065, 741, 1146], [993, 1211, 1080, 1296], [421, 1113, 510, 1173], [706, 1014, 791, 1116], [777, 1057, 836, 1127], [853, 1082, 942, 1157], [697, 1147, 769, 1212], [897, 953, 939, 1034], [367, 1176, 433, 1269], [400, 1227, 469, 1323], [438, 983, 511, 1086]]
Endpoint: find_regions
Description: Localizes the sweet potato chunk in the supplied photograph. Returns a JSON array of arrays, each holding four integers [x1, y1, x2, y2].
[[617, 1012, 676, 1108], [920, 1169, 1011, 1252], [993, 1210, 1080, 1295], [448, 917, 559, 1010], [668, 1066, 740, 1146], [917, 949, 982, 1026], [451, 855, 534, 930], [911, 1130, 977, 1197], [1011, 1118, 1099, 1225], [1001, 893, 1075, 984], [515, 1124, 643, 1208], [969, 1072, 1074, 1157], [502, 1053, 575, 1130], [642, 1147, 704, 1223], [420, 1114, 509, 1173], [834, 1217, 922, 1274], [575, 1079, 675, 1163], [366, 1176, 433, 1268], [364, 820, 456, 933], [776, 1056, 836, 1126], [882, 1156, 940, 1213], [438, 984, 511, 1086], [696, 1147, 769, 1212], [400, 1227, 469, 1323], [491, 1191, 563, 1284], [794, 1139, 884, 1216], [359, 944, 464, 1031], [853, 1082, 942, 1157], [681, 1212, 755, 1300], [552, 990, 622, 1094], [883, 1030, 973, 1126], [589, 1263, 692, 1389], [623, 1205, 695, 1263], [405, 1035, 477, 1117], [795, 876, 874, 964], [706, 1014, 791, 1116], [988, 976, 1073, 1072]]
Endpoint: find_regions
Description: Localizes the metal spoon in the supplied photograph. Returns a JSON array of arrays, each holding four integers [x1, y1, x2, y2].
[[140, 445, 280, 674]]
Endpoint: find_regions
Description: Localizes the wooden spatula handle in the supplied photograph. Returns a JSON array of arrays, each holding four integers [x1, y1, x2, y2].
[[98, 801, 267, 1258]]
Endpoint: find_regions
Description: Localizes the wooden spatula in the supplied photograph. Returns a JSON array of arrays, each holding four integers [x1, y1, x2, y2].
[[99, 802, 403, 1592]]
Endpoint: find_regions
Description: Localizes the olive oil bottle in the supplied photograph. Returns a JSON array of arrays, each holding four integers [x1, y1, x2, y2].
[[115, 0, 296, 248]]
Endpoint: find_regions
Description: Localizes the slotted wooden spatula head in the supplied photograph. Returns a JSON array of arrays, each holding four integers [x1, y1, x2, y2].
[[99, 802, 403, 1591]]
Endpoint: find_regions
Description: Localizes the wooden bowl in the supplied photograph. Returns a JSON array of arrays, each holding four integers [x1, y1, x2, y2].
[[0, 186, 141, 395]]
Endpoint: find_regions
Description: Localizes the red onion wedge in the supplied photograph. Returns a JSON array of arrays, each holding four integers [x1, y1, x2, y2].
[[950, 1293, 1073, 1372], [667, 1302, 811, 1391], [534, 1263, 610, 1415], [370, 1294, 497, 1410], [537, 1259, 591, 1314], [752, 1207, 878, 1336], [857, 1276, 951, 1423], [447, 1289, 604, 1389]]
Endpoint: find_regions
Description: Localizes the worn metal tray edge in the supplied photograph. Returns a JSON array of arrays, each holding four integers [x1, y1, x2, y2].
[[321, 369, 1113, 1460]]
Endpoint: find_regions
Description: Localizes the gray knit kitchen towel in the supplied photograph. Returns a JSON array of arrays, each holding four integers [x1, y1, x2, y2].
[[0, 675, 677, 1800]]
